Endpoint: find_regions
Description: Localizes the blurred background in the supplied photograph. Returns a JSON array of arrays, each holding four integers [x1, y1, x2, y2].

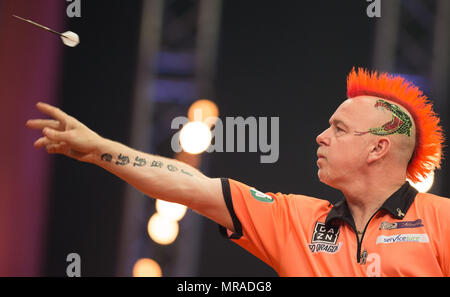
[[0, 0, 448, 276]]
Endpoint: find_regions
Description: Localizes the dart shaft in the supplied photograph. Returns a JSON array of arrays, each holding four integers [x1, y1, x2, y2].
[[12, 15, 62, 36]]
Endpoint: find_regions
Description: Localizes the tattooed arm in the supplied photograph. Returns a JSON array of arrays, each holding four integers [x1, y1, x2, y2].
[[94, 139, 223, 215], [26, 102, 233, 232]]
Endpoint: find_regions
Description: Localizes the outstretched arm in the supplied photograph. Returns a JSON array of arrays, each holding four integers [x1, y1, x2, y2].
[[26, 102, 234, 231]]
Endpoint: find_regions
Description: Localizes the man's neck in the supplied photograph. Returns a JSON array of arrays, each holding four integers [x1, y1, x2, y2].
[[340, 179, 405, 234]]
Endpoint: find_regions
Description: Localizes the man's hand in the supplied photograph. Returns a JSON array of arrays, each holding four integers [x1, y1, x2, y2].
[[26, 102, 104, 163]]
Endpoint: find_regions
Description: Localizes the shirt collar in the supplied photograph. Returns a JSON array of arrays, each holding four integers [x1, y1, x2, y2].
[[325, 182, 418, 226]]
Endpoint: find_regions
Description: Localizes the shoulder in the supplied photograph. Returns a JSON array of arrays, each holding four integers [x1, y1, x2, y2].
[[415, 192, 450, 209], [413, 192, 450, 223], [276, 192, 331, 208], [225, 178, 333, 218], [227, 178, 331, 206], [268, 191, 333, 219]]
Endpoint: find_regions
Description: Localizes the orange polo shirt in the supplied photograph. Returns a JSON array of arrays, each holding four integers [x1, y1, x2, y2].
[[219, 178, 450, 276]]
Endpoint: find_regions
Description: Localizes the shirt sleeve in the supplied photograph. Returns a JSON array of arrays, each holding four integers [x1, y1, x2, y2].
[[218, 178, 295, 270]]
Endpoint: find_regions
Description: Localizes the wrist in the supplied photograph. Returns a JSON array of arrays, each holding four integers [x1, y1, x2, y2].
[[91, 137, 116, 166]]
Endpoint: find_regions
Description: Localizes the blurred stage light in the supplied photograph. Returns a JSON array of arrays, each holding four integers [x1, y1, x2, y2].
[[188, 99, 219, 125], [132, 258, 162, 277], [179, 121, 212, 154], [408, 171, 435, 193], [147, 213, 179, 245], [156, 200, 187, 222]]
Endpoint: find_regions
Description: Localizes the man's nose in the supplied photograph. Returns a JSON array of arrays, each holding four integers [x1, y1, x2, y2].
[[316, 128, 330, 146]]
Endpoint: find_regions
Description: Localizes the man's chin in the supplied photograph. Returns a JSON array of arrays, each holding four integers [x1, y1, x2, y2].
[[317, 170, 335, 188]]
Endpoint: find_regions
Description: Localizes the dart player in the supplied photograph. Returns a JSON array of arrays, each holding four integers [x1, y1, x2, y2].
[[26, 68, 450, 276]]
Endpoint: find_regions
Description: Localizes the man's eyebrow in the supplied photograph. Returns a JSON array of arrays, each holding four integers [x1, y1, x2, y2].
[[329, 118, 349, 128]]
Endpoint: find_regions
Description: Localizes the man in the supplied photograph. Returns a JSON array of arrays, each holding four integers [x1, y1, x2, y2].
[[26, 68, 449, 276]]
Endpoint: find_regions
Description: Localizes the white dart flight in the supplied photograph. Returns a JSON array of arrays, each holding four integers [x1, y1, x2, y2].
[[13, 15, 80, 47]]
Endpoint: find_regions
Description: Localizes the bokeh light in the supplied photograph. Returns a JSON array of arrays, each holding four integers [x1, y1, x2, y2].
[[156, 199, 187, 222], [408, 171, 435, 193], [147, 213, 179, 245], [188, 99, 219, 125], [132, 258, 162, 277], [179, 121, 212, 154]]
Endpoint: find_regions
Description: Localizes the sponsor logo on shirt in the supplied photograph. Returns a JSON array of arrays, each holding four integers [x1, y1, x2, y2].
[[249, 188, 274, 203], [375, 233, 429, 244], [308, 222, 342, 254], [379, 219, 424, 230]]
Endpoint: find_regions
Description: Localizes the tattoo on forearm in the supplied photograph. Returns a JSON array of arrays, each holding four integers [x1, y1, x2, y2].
[[151, 160, 163, 168], [101, 153, 113, 162], [181, 169, 194, 176], [116, 153, 130, 166], [133, 156, 147, 167], [100, 153, 196, 177], [167, 164, 178, 172]]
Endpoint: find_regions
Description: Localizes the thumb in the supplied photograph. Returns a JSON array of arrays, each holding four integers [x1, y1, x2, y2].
[[43, 127, 68, 142]]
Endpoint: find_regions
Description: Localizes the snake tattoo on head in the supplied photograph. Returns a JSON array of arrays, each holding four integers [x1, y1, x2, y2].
[[354, 99, 413, 137]]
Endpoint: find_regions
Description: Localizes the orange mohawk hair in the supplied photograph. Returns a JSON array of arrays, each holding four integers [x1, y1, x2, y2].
[[346, 67, 445, 183]]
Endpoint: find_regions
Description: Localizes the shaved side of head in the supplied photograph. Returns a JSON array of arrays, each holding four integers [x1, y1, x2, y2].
[[353, 96, 416, 170]]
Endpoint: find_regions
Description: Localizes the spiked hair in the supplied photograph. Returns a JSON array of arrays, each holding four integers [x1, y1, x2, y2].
[[346, 67, 444, 183]]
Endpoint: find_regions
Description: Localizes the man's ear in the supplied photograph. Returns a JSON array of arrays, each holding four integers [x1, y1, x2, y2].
[[367, 138, 390, 164]]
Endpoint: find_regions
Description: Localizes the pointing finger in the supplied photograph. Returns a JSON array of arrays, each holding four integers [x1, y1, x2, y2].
[[36, 102, 69, 123]]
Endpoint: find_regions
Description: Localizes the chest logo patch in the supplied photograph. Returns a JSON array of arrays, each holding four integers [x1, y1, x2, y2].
[[308, 222, 342, 254], [379, 219, 424, 230], [375, 233, 429, 244]]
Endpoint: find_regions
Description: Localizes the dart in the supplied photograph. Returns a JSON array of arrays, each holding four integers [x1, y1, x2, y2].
[[12, 14, 80, 47]]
